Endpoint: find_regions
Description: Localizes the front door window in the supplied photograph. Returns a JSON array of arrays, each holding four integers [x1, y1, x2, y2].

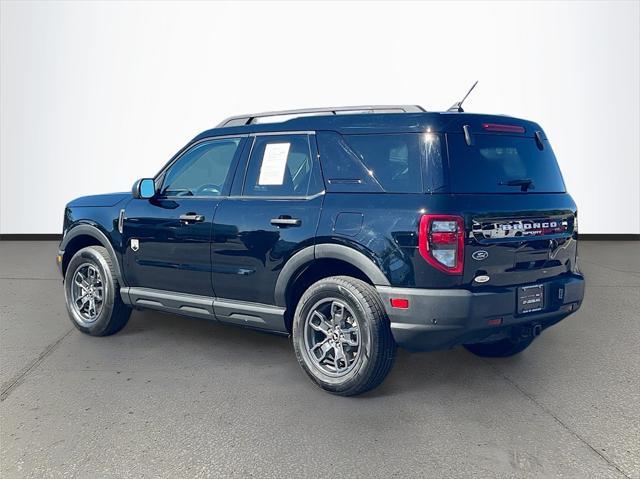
[[162, 138, 242, 197]]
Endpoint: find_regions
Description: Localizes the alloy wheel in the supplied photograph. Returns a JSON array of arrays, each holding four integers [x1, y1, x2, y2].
[[70, 263, 104, 324], [303, 298, 361, 377]]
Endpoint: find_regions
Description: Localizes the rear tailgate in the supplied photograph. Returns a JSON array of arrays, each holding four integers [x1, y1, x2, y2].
[[465, 208, 577, 287], [445, 128, 578, 287]]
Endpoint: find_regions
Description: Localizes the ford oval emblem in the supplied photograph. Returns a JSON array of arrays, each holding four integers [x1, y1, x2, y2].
[[472, 250, 489, 261], [474, 275, 490, 283]]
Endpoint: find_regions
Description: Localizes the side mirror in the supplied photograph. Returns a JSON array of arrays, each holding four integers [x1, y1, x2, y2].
[[132, 178, 156, 199]]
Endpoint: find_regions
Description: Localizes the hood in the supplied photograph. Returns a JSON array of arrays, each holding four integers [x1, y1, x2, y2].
[[67, 192, 130, 208]]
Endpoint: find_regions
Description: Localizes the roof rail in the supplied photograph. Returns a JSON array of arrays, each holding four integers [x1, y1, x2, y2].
[[216, 105, 426, 128]]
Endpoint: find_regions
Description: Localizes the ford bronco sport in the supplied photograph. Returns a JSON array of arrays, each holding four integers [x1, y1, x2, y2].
[[58, 104, 585, 396]]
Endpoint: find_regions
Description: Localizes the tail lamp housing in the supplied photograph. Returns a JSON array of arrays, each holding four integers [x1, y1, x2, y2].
[[419, 215, 465, 274]]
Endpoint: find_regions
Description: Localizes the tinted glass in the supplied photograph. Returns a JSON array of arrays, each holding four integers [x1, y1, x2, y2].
[[318, 132, 447, 193], [447, 134, 566, 193], [422, 132, 447, 193], [344, 134, 423, 193], [162, 139, 241, 197], [316, 131, 383, 192], [243, 135, 313, 196]]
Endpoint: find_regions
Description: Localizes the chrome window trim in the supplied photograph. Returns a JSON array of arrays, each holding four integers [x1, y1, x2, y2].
[[226, 191, 326, 201], [152, 190, 326, 202]]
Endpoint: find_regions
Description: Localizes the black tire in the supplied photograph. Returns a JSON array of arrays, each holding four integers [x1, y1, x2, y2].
[[64, 246, 131, 336], [292, 276, 396, 396], [464, 336, 535, 358]]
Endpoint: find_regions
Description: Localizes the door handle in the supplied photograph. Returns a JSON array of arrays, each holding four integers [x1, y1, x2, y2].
[[270, 217, 302, 227], [179, 213, 205, 223]]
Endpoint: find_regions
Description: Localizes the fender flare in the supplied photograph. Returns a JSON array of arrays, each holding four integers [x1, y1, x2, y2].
[[60, 224, 126, 285], [274, 243, 390, 307]]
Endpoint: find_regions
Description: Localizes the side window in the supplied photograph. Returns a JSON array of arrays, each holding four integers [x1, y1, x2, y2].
[[318, 132, 442, 193], [161, 138, 241, 197], [343, 134, 423, 193], [243, 135, 313, 196], [422, 132, 447, 193], [316, 131, 383, 192]]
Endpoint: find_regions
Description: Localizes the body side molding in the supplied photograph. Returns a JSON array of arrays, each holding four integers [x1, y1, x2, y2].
[[214, 299, 286, 332], [122, 287, 215, 319], [121, 287, 287, 333]]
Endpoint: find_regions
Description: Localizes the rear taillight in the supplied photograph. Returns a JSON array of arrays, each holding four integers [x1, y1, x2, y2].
[[418, 215, 465, 274]]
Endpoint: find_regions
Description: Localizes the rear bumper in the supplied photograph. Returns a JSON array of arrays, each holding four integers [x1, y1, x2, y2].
[[377, 274, 585, 352]]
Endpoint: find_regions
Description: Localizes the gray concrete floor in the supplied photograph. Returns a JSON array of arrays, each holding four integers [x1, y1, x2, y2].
[[0, 241, 638, 479]]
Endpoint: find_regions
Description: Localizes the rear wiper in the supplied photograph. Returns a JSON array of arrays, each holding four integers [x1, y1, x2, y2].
[[498, 178, 535, 192]]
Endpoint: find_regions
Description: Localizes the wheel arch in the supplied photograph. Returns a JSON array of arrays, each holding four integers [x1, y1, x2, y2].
[[60, 224, 125, 285], [276, 244, 390, 332]]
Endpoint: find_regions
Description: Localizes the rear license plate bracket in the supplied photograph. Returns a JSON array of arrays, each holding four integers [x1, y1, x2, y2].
[[518, 284, 545, 314]]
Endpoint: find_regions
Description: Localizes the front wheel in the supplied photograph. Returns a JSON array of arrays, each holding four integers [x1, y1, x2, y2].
[[292, 276, 396, 396], [64, 246, 131, 336]]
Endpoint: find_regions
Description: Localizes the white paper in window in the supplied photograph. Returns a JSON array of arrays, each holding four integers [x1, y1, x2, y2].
[[258, 142, 290, 185]]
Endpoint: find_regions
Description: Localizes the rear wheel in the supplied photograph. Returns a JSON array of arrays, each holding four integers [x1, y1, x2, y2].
[[64, 246, 131, 336], [292, 276, 396, 396], [464, 336, 535, 358]]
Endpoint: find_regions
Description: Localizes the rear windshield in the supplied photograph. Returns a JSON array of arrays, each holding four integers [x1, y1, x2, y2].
[[447, 134, 566, 193]]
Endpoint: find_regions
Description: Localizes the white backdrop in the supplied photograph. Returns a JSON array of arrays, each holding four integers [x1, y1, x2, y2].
[[1, 1, 639, 234]]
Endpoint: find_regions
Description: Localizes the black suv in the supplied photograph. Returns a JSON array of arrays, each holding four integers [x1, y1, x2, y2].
[[57, 105, 585, 395]]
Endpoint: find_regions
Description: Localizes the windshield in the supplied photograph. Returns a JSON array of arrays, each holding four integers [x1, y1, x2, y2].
[[447, 133, 566, 193]]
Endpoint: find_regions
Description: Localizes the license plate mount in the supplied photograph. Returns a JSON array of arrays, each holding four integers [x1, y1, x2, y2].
[[518, 284, 545, 314]]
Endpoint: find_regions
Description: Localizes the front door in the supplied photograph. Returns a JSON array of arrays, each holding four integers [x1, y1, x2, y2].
[[123, 136, 245, 296], [211, 133, 324, 306]]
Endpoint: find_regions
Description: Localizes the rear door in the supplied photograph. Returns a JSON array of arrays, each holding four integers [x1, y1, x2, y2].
[[210, 132, 324, 328], [445, 130, 578, 287]]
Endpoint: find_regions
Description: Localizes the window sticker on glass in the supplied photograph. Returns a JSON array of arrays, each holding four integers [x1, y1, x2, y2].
[[258, 142, 291, 185]]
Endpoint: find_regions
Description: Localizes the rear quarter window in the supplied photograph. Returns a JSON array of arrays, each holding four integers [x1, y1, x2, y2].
[[446, 133, 566, 193], [317, 132, 446, 193]]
